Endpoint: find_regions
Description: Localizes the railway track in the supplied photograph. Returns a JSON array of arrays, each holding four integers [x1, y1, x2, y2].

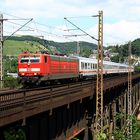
[[0, 73, 140, 127]]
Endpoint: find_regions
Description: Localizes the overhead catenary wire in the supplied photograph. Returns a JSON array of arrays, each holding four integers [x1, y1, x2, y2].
[[4, 18, 33, 41], [5, 20, 68, 40], [63, 15, 98, 19], [1, 12, 72, 41], [64, 17, 98, 41], [1, 11, 87, 42], [2, 11, 70, 32], [2, 11, 99, 44]]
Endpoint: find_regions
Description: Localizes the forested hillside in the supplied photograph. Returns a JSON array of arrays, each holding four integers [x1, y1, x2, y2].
[[109, 38, 140, 56], [107, 38, 140, 63], [3, 35, 97, 57]]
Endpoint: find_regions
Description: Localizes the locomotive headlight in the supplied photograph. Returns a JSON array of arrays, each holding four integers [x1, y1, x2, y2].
[[21, 73, 25, 75], [34, 73, 37, 75]]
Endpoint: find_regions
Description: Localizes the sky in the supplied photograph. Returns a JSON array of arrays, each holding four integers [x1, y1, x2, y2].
[[0, 0, 140, 46]]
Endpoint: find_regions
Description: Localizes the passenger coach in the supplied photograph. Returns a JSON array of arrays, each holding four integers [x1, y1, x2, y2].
[[75, 56, 132, 78]]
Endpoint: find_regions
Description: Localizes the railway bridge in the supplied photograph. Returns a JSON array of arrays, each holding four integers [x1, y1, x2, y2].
[[1, 73, 140, 140]]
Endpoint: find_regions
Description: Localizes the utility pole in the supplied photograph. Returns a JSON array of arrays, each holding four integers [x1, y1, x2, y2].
[[0, 16, 33, 88], [127, 41, 132, 138], [64, 34, 85, 56], [95, 10, 103, 139], [77, 41, 80, 55], [0, 14, 3, 88], [64, 13, 103, 139]]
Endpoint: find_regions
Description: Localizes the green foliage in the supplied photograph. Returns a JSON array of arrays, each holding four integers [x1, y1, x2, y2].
[[2, 55, 20, 88], [4, 127, 26, 140], [97, 132, 107, 140], [109, 38, 140, 63], [4, 36, 140, 61], [113, 128, 129, 140], [72, 138, 80, 140], [110, 55, 119, 63], [3, 36, 97, 57], [109, 44, 119, 53], [80, 47, 93, 57], [131, 39, 140, 56], [112, 113, 140, 140], [3, 40, 43, 55], [134, 121, 140, 139], [134, 66, 140, 72], [3, 56, 18, 73], [47, 41, 96, 56], [4, 76, 19, 89]]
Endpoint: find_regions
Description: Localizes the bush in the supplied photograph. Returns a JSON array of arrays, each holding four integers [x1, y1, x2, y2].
[[134, 66, 140, 72], [4, 127, 26, 140], [4, 76, 19, 89]]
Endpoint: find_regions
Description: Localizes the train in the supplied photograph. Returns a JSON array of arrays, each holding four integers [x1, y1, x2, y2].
[[18, 52, 134, 85]]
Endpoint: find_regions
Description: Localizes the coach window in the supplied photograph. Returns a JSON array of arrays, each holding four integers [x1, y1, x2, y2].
[[81, 62, 84, 69], [91, 64, 93, 69], [115, 66, 118, 69], [121, 66, 124, 69], [90, 63, 92, 69], [85, 63, 87, 69], [89, 64, 91, 69], [44, 56, 47, 63], [105, 65, 107, 69], [95, 64, 97, 69], [87, 63, 90, 69], [112, 65, 114, 69]]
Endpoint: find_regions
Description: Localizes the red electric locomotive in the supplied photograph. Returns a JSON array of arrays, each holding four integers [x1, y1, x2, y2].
[[18, 53, 79, 85]]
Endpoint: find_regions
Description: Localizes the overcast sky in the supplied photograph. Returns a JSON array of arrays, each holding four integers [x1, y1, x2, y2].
[[0, 0, 140, 46]]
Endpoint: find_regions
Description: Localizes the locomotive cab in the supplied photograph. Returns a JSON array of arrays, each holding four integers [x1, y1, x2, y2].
[[18, 53, 48, 84]]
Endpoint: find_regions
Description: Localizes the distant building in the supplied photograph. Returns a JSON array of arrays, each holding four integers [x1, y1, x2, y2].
[[104, 56, 111, 61], [89, 54, 96, 59]]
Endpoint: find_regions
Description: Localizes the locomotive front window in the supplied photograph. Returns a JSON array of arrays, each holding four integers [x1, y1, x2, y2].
[[30, 56, 40, 63], [20, 56, 40, 63], [20, 56, 30, 63]]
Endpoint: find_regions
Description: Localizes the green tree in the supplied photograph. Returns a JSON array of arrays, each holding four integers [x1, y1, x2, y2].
[[3, 56, 18, 73], [4, 127, 26, 140], [111, 55, 119, 63], [112, 113, 140, 140], [134, 66, 140, 72]]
